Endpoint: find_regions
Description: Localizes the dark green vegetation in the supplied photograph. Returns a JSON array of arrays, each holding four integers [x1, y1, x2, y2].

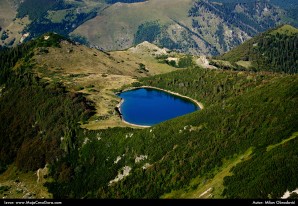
[[45, 69, 297, 199], [14, 0, 98, 43], [140, 67, 275, 107], [1, 31, 9, 41], [130, 0, 298, 55], [177, 55, 193, 68], [15, 0, 149, 47], [225, 0, 298, 34], [0, 32, 67, 85], [25, 11, 97, 40], [96, 0, 298, 55], [1, 27, 297, 199], [218, 25, 298, 73], [0, 78, 94, 173], [133, 21, 183, 51], [134, 21, 161, 45], [187, 0, 298, 55], [0, 33, 95, 174], [192, 0, 298, 28], [223, 133, 298, 198], [17, 0, 68, 21]]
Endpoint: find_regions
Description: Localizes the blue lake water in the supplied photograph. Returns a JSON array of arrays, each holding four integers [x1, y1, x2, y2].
[[117, 88, 200, 126]]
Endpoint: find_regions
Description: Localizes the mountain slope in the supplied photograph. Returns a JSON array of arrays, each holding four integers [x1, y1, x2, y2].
[[44, 68, 297, 199], [29, 33, 179, 129], [71, 0, 195, 51], [0, 27, 297, 199], [1, 0, 298, 56], [0, 0, 17, 28], [72, 0, 298, 55], [218, 24, 298, 73], [0, 32, 181, 198]]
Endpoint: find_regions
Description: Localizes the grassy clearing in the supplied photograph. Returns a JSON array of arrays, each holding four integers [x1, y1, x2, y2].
[[267, 132, 298, 152], [1, 9, 30, 47], [236, 60, 252, 69], [210, 59, 235, 68], [0, 0, 16, 28], [269, 24, 298, 35], [47, 10, 70, 23], [0, 16, 30, 47], [110, 50, 179, 75]]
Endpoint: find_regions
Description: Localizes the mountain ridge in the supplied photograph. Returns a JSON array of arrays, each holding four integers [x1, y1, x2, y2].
[[216, 24, 298, 73], [1, 0, 298, 56]]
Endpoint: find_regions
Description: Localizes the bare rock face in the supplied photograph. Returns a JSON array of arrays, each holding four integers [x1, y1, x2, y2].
[[36, 164, 49, 184], [128, 41, 169, 56], [195, 55, 216, 69]]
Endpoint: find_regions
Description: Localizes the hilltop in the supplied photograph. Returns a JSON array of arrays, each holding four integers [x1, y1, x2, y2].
[[216, 24, 298, 73], [71, 0, 298, 55]]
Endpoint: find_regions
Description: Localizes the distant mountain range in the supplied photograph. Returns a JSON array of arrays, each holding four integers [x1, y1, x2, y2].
[[1, 0, 298, 55]]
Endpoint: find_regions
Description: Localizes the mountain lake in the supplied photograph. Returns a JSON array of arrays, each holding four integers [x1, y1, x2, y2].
[[117, 88, 200, 126]]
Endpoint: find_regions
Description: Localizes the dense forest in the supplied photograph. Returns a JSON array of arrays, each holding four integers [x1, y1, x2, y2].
[[0, 33, 95, 174], [24, 10, 97, 40], [186, 0, 298, 55], [15, 0, 97, 42], [139, 67, 276, 106], [45, 70, 298, 199], [253, 32, 298, 73], [219, 25, 298, 73], [17, 0, 69, 21], [133, 21, 162, 45], [189, 0, 286, 37]]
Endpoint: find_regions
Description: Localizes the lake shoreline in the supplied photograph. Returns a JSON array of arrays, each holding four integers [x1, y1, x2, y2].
[[140, 86, 204, 110], [116, 86, 204, 128], [116, 98, 151, 128]]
